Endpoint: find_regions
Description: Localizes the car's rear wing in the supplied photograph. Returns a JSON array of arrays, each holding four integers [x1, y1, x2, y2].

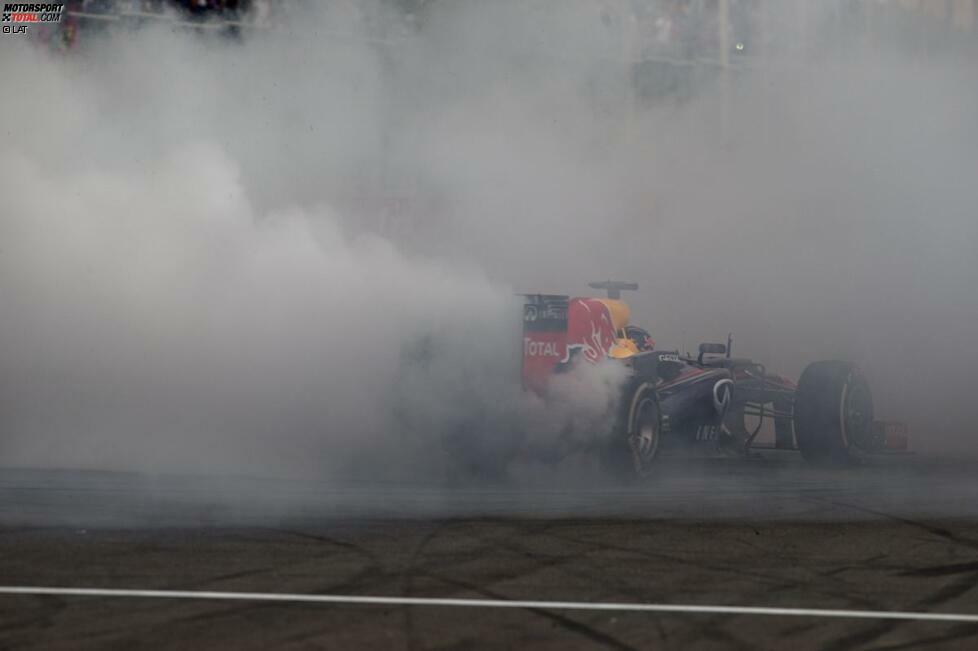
[[521, 294, 569, 394], [522, 293, 644, 393]]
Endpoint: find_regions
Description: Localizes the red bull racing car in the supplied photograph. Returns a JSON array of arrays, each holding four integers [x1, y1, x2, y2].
[[523, 282, 909, 478]]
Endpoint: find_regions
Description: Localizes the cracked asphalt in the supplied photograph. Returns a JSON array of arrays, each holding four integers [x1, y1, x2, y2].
[[2, 454, 978, 650]]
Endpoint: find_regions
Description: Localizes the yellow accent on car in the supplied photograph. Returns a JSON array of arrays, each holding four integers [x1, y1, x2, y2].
[[608, 337, 640, 359], [595, 299, 631, 330]]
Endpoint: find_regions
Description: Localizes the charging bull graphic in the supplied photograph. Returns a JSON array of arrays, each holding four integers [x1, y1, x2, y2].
[[567, 298, 616, 364]]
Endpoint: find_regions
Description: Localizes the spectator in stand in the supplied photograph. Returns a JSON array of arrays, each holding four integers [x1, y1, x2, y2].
[[183, 0, 210, 21]]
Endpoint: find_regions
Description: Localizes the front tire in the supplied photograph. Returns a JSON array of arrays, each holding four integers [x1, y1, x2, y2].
[[794, 361, 874, 464]]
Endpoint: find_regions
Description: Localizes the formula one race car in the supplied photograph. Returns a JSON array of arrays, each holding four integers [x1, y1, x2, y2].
[[522, 282, 908, 478]]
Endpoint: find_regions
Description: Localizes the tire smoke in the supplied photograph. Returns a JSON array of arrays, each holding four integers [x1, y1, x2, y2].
[[1, 2, 976, 485]]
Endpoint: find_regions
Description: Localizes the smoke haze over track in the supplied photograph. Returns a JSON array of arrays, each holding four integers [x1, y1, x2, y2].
[[1, 1, 977, 486]]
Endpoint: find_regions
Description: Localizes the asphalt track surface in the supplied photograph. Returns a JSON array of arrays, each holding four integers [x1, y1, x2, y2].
[[2, 453, 978, 649]]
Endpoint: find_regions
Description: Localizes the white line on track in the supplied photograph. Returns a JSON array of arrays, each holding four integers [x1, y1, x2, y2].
[[1, 586, 977, 623]]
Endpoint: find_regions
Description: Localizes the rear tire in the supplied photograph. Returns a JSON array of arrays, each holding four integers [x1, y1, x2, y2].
[[601, 383, 662, 479], [794, 361, 874, 465]]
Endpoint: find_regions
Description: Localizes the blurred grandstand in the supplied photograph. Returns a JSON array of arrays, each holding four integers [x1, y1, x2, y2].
[[38, 0, 974, 240], [49, 0, 277, 49], [49, 0, 978, 57]]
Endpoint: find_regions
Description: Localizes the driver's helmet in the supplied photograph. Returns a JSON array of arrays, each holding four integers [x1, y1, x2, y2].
[[624, 325, 655, 352]]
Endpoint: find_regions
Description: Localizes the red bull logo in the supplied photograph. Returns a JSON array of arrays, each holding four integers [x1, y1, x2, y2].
[[567, 298, 615, 364]]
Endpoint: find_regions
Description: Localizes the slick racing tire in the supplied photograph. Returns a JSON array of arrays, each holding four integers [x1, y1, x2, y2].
[[794, 361, 874, 465], [601, 382, 663, 480]]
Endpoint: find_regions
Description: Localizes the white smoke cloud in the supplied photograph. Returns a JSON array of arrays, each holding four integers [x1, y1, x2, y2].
[[0, 132, 519, 476], [1, 0, 976, 486]]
